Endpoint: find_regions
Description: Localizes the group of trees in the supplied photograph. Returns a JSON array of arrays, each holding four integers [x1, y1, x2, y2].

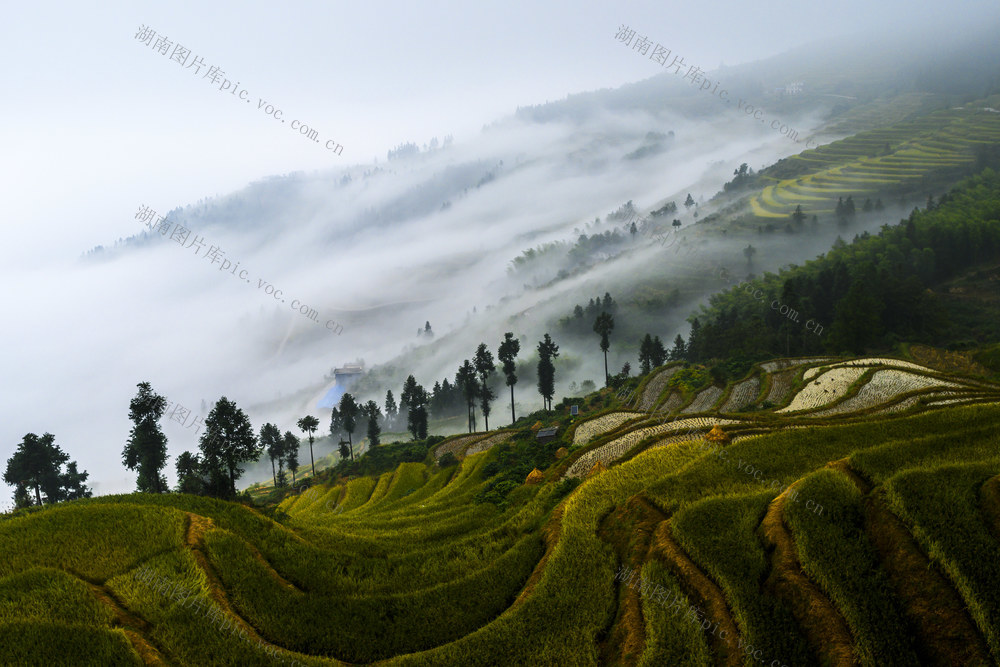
[[4, 433, 91, 509], [330, 393, 383, 460], [682, 171, 1000, 359]]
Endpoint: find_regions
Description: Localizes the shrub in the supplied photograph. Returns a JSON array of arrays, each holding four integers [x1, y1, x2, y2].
[[438, 453, 459, 468]]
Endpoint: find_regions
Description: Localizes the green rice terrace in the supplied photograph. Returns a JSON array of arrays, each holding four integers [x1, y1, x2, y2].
[[750, 107, 1000, 218], [3, 355, 1000, 665]]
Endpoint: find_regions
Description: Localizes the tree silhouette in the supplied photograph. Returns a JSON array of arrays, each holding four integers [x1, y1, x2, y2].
[[281, 431, 300, 486], [401, 376, 429, 440], [474, 343, 497, 431], [639, 334, 654, 375], [593, 312, 615, 387], [5, 433, 91, 506], [672, 218, 681, 231], [260, 423, 282, 486], [199, 397, 260, 499], [122, 381, 169, 494], [537, 334, 560, 411], [338, 393, 360, 460], [651, 336, 667, 367], [175, 451, 204, 495], [498, 332, 521, 425], [456, 360, 478, 432], [669, 334, 687, 361], [791, 205, 806, 225], [296, 415, 320, 477], [363, 400, 382, 447], [743, 244, 756, 265], [384, 391, 398, 430], [684, 193, 695, 208]]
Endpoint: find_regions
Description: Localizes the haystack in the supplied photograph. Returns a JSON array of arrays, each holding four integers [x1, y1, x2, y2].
[[587, 461, 608, 477], [705, 424, 730, 445], [554, 446, 569, 460], [525, 468, 545, 485]]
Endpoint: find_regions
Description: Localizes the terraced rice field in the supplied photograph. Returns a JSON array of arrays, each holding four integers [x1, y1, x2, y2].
[[803, 357, 935, 381], [655, 392, 685, 415], [749, 108, 1000, 218], [464, 431, 513, 457], [807, 370, 965, 417], [777, 367, 870, 413], [764, 369, 799, 406], [719, 376, 761, 413], [433, 433, 488, 460], [3, 356, 1000, 665], [565, 417, 742, 478], [572, 411, 644, 445], [680, 386, 724, 414], [639, 366, 680, 411]]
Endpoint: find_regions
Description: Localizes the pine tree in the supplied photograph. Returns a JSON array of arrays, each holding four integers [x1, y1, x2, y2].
[[260, 423, 282, 486], [338, 393, 360, 460], [384, 391, 398, 430], [638, 334, 654, 375], [281, 431, 300, 486], [363, 400, 382, 447], [456, 361, 478, 432], [537, 334, 560, 411], [498, 332, 521, 425], [474, 343, 497, 431], [122, 382, 169, 494], [669, 334, 687, 361], [593, 312, 615, 387], [651, 336, 668, 367]]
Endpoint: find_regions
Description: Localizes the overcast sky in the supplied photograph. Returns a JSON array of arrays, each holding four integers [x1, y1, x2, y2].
[[2, 0, 997, 501]]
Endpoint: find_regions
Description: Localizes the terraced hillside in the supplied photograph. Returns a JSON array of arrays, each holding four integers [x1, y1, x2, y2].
[[2, 355, 999, 665], [750, 107, 1000, 218]]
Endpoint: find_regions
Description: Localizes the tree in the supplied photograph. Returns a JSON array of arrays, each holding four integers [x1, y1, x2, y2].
[[282, 431, 300, 485], [383, 391, 398, 430], [199, 397, 260, 499], [629, 221, 637, 239], [498, 332, 521, 425], [260, 423, 283, 486], [791, 205, 806, 225], [121, 382, 169, 494], [338, 393, 360, 460], [296, 415, 320, 477], [474, 343, 497, 431], [4, 433, 90, 506], [59, 461, 91, 500], [743, 244, 756, 265], [669, 334, 687, 361], [175, 451, 204, 495], [684, 193, 695, 208], [537, 334, 560, 411], [401, 376, 429, 440], [651, 336, 668, 367], [672, 218, 681, 231], [456, 361, 478, 432], [593, 312, 615, 387], [638, 334, 654, 375], [363, 400, 382, 447]]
